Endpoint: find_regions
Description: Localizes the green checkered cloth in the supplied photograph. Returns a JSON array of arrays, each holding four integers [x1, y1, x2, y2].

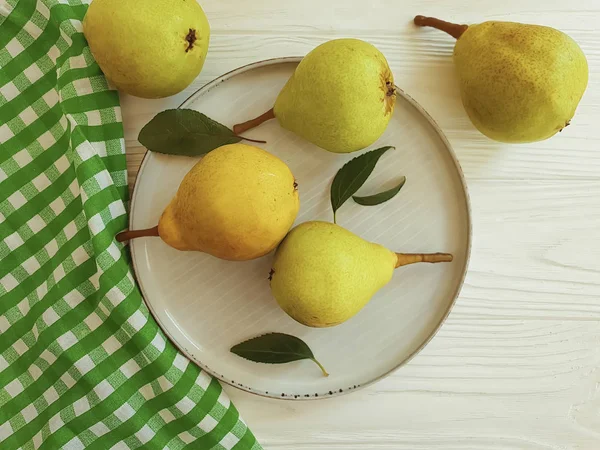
[[0, 1, 261, 449]]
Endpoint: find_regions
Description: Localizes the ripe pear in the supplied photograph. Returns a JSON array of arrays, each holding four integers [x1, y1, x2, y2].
[[269, 221, 452, 327], [234, 39, 396, 153], [414, 16, 588, 143], [117, 144, 299, 261], [83, 0, 210, 99]]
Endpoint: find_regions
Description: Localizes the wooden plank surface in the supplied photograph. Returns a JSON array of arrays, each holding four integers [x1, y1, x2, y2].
[[120, 1, 600, 448]]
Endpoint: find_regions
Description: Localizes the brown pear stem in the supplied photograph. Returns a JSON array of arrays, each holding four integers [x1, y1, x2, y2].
[[414, 15, 468, 39], [233, 108, 275, 135], [237, 135, 267, 144], [116, 226, 159, 243], [395, 252, 453, 268]]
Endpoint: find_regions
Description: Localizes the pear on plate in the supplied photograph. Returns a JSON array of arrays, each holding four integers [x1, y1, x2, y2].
[[414, 15, 588, 143], [117, 144, 299, 261], [83, 0, 210, 98], [234, 39, 396, 153], [269, 221, 453, 327]]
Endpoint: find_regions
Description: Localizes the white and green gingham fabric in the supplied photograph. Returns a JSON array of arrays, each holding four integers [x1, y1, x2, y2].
[[0, 1, 261, 448]]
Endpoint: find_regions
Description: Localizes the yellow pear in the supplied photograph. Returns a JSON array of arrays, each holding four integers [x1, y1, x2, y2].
[[83, 0, 210, 99], [118, 144, 299, 261], [233, 39, 396, 153], [414, 15, 588, 143], [270, 221, 452, 327]]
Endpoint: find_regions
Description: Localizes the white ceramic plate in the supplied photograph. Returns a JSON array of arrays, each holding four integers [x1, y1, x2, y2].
[[129, 58, 471, 400]]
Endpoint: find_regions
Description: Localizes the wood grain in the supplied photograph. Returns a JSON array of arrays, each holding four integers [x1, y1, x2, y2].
[[120, 1, 600, 448]]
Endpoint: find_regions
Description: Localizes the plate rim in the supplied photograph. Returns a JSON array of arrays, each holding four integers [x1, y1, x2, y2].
[[129, 57, 473, 401]]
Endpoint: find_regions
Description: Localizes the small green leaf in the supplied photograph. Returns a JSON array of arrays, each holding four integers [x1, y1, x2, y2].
[[353, 176, 406, 206], [330, 146, 394, 223], [138, 109, 241, 156], [231, 333, 329, 377]]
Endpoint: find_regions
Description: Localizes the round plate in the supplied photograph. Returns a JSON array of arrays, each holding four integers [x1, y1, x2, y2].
[[130, 58, 471, 400]]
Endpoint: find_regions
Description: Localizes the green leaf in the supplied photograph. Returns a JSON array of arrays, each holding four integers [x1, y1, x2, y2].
[[353, 176, 406, 206], [231, 333, 329, 377], [138, 109, 241, 156], [330, 146, 394, 223]]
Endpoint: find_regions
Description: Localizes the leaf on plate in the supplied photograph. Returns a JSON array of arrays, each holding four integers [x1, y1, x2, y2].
[[330, 146, 394, 223], [230, 333, 329, 377], [353, 176, 406, 206], [138, 109, 242, 156]]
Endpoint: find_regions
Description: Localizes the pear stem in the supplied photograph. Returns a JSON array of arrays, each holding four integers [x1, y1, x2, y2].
[[237, 135, 267, 144], [311, 358, 330, 377], [414, 15, 469, 40], [116, 226, 159, 243], [233, 108, 275, 135], [395, 252, 453, 268]]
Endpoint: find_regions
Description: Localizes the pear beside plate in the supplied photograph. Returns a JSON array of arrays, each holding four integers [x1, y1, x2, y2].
[[129, 58, 471, 400]]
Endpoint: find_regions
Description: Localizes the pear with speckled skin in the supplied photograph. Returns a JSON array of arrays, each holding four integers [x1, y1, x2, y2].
[[83, 0, 210, 98], [234, 39, 396, 153], [116, 144, 299, 261], [269, 221, 453, 328], [414, 16, 588, 143]]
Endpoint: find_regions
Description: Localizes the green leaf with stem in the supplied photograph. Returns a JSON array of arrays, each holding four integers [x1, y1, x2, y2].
[[330, 146, 394, 223], [138, 109, 265, 157], [231, 333, 329, 377]]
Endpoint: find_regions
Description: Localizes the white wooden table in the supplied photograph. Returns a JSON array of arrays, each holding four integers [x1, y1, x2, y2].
[[121, 1, 600, 448]]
